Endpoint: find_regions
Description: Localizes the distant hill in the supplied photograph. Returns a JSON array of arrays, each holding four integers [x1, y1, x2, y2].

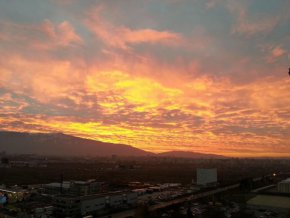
[[158, 151, 226, 159], [0, 131, 226, 158], [0, 131, 152, 157]]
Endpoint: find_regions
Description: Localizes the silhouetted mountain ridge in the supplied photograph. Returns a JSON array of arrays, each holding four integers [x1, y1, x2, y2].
[[0, 131, 151, 156], [0, 131, 225, 158], [158, 151, 226, 159]]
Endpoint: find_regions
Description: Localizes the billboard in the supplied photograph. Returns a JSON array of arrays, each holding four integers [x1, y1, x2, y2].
[[196, 168, 217, 186]]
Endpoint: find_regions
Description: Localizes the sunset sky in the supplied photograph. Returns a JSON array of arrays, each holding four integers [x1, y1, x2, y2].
[[0, 0, 290, 157]]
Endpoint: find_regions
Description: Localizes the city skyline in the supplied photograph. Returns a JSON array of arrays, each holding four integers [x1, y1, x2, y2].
[[0, 0, 290, 157]]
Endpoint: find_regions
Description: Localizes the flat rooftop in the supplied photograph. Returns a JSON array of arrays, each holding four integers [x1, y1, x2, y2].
[[247, 195, 290, 209], [44, 182, 71, 189], [279, 178, 290, 184]]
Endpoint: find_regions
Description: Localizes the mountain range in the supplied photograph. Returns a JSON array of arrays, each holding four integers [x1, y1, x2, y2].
[[158, 150, 225, 159], [0, 131, 225, 158]]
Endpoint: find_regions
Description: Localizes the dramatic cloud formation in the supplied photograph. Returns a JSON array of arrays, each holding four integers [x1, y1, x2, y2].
[[0, 0, 289, 157]]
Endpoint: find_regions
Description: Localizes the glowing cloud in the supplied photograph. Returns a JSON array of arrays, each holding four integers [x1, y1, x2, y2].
[[0, 0, 290, 157]]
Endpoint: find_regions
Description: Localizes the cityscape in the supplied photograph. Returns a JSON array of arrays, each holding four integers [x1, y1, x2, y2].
[[1, 149, 290, 217], [1, 0, 290, 217]]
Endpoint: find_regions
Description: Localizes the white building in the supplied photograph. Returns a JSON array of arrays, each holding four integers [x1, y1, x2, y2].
[[278, 178, 290, 193], [196, 168, 217, 187]]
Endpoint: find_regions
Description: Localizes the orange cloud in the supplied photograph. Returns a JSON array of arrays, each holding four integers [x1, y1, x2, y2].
[[1, 44, 290, 157], [0, 19, 82, 53], [2, 53, 289, 157], [85, 7, 182, 49], [227, 1, 279, 36], [36, 20, 82, 49], [272, 46, 286, 57]]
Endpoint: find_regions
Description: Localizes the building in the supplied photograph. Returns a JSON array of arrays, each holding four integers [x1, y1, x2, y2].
[[31, 206, 54, 218], [43, 180, 106, 196], [54, 191, 138, 217], [43, 182, 71, 195], [196, 168, 217, 187], [278, 178, 290, 193], [71, 180, 106, 196], [19, 203, 54, 218], [54, 195, 81, 217]]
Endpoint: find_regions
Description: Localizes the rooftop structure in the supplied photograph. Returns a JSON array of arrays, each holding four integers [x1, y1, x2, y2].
[[278, 178, 290, 193], [43, 179, 106, 195]]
